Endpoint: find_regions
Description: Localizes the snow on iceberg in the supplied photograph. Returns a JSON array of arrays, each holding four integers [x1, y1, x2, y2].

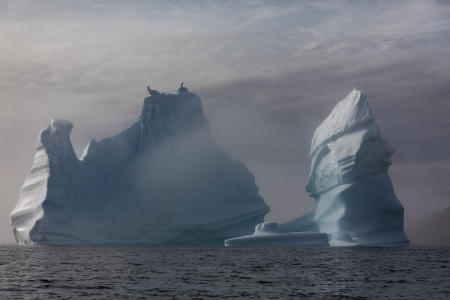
[[10, 85, 269, 245], [226, 89, 409, 247]]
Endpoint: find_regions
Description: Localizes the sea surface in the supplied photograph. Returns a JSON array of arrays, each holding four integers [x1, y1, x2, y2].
[[0, 246, 449, 299]]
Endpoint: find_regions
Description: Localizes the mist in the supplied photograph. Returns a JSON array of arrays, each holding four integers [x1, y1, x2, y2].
[[1, 0, 449, 243]]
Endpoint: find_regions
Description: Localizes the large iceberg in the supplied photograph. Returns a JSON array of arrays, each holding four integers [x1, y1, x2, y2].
[[10, 85, 269, 245], [226, 89, 409, 246]]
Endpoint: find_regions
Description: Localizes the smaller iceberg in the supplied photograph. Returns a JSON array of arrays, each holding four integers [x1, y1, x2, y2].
[[224, 222, 329, 246], [225, 89, 409, 247]]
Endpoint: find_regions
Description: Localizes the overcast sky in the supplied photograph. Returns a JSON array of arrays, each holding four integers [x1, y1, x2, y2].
[[1, 0, 449, 243]]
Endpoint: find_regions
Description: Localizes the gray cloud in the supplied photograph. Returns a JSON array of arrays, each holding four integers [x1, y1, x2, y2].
[[0, 0, 449, 243]]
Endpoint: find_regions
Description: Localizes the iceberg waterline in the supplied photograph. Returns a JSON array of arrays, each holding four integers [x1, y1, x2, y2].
[[10, 85, 269, 245], [225, 89, 409, 246], [224, 222, 329, 246]]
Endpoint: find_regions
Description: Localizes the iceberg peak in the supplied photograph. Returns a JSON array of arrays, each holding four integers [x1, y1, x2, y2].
[[139, 86, 206, 135], [310, 89, 372, 156], [49, 118, 73, 136], [177, 81, 189, 94]]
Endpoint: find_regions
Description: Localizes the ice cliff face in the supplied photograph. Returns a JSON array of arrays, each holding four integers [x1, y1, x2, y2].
[[10, 86, 269, 245], [226, 89, 409, 246]]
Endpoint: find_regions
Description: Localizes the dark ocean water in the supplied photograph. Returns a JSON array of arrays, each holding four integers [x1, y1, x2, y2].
[[0, 246, 449, 299]]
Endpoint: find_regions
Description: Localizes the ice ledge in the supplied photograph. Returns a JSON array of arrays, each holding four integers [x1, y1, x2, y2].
[[224, 222, 329, 246], [224, 222, 409, 247]]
